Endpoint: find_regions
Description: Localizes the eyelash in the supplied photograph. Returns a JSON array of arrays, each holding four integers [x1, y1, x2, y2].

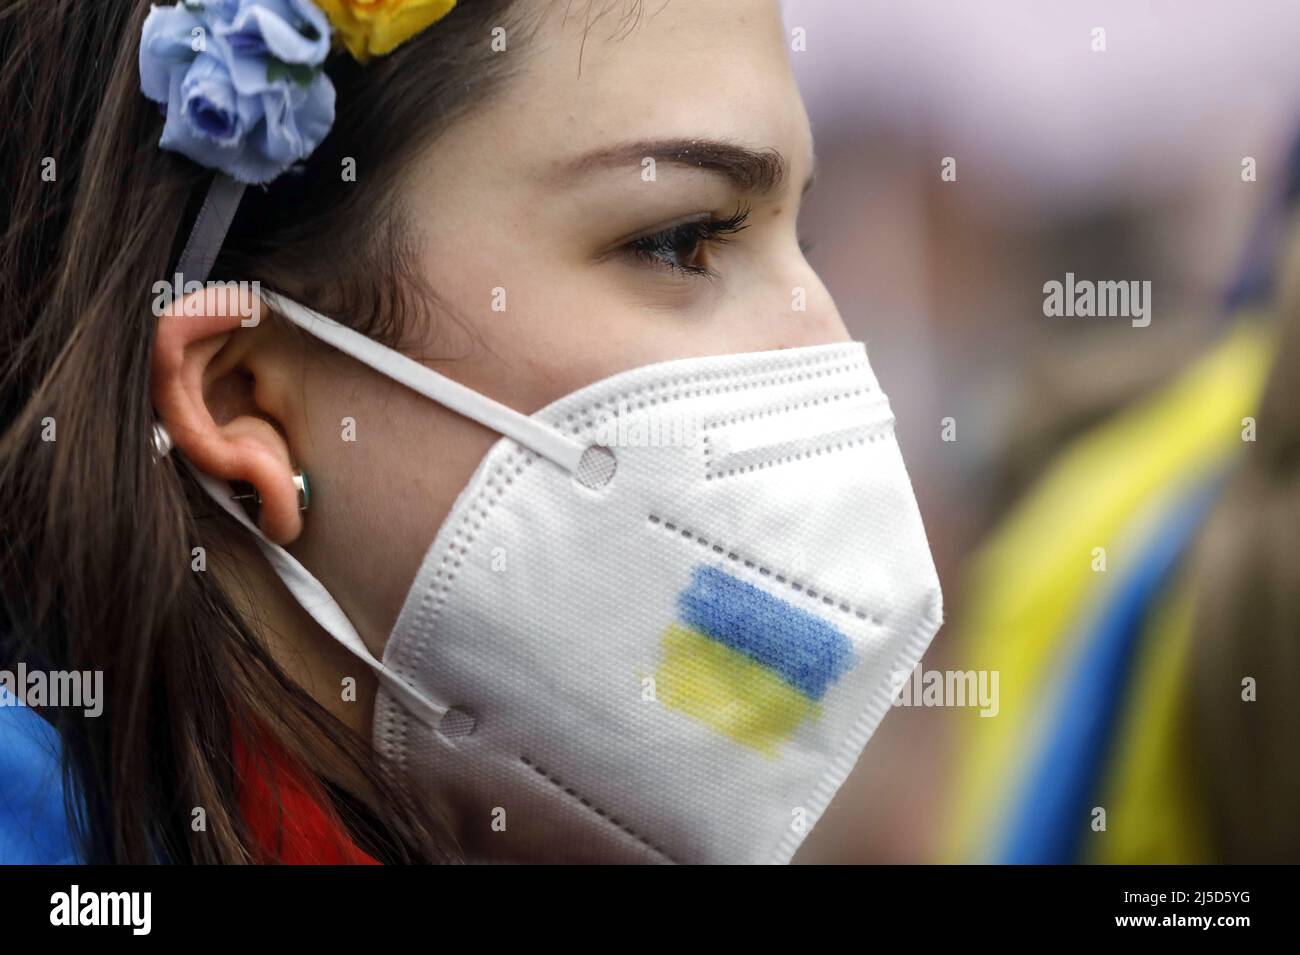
[[624, 204, 752, 278]]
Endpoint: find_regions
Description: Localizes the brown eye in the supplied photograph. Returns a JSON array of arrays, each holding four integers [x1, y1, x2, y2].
[[631, 223, 710, 273], [624, 204, 752, 278]]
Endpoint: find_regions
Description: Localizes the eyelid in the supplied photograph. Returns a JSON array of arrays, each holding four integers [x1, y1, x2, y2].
[[607, 212, 722, 251]]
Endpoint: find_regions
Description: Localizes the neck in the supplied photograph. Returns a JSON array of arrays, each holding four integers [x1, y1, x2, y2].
[[213, 527, 384, 807]]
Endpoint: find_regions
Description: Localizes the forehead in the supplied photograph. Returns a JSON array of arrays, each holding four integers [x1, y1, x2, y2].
[[469, 0, 812, 178]]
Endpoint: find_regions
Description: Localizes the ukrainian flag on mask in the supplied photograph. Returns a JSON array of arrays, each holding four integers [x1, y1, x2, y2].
[[655, 564, 858, 756]]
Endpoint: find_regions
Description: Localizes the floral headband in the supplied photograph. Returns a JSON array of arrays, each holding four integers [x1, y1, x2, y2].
[[139, 0, 455, 284]]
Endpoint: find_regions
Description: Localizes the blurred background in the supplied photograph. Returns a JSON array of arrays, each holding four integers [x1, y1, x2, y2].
[[784, 0, 1300, 862]]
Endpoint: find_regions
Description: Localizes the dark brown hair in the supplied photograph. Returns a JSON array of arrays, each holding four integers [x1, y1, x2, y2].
[[0, 0, 535, 863]]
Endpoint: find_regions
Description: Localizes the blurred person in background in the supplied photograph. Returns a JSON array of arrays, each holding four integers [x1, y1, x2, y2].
[[942, 152, 1300, 862]]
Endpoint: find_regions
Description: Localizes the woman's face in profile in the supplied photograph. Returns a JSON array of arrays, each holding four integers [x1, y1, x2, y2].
[[283, 0, 849, 703], [9, 0, 944, 868]]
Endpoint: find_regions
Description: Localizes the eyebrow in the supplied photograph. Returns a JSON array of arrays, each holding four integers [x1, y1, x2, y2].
[[560, 138, 816, 197]]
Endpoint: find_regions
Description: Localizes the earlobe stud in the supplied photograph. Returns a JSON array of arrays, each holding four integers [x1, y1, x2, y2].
[[291, 467, 310, 511]]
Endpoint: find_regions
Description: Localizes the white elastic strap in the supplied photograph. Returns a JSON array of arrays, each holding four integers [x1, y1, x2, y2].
[[185, 461, 447, 727], [262, 291, 588, 474]]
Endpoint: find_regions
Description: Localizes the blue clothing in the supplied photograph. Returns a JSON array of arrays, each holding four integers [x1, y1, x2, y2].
[[0, 686, 79, 864]]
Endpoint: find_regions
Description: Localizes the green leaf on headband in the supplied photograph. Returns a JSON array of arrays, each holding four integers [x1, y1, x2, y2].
[[266, 60, 317, 89]]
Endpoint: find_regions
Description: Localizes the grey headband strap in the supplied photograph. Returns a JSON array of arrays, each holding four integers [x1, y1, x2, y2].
[[175, 174, 247, 284]]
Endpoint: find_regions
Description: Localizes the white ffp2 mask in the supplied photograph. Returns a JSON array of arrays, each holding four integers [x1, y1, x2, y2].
[[186, 292, 943, 864]]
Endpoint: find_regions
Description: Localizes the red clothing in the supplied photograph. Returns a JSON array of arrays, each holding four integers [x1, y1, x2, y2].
[[231, 726, 378, 865]]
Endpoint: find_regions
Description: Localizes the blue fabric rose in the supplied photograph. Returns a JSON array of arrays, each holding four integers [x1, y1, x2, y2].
[[139, 0, 336, 185]]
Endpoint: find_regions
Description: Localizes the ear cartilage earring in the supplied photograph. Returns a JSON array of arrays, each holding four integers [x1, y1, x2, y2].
[[231, 467, 310, 513]]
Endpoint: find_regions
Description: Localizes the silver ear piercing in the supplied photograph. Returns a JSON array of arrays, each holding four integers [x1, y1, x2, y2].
[[231, 467, 310, 513]]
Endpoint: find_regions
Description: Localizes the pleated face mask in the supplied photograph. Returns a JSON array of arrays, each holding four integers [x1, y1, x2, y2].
[[185, 291, 944, 864]]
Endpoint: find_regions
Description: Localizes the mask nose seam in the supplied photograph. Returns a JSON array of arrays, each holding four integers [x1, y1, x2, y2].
[[551, 348, 869, 437]]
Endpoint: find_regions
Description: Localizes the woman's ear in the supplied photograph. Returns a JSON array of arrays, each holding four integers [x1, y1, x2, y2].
[[152, 285, 305, 545]]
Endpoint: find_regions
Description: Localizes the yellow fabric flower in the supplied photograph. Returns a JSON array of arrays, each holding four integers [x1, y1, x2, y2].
[[316, 0, 457, 62]]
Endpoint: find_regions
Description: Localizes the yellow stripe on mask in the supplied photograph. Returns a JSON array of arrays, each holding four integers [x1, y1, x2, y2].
[[656, 623, 819, 757]]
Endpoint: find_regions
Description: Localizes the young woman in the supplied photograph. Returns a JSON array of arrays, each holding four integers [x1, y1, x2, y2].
[[0, 0, 941, 863]]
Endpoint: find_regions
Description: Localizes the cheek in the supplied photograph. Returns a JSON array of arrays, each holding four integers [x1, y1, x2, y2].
[[293, 371, 500, 657], [460, 263, 842, 407], [715, 238, 852, 350], [445, 272, 680, 414]]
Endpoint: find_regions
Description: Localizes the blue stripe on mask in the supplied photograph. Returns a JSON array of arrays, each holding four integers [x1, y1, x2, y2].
[[676, 564, 856, 700]]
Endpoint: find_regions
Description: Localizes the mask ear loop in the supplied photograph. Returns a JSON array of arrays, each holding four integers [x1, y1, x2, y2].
[[260, 291, 589, 475], [185, 461, 449, 727]]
